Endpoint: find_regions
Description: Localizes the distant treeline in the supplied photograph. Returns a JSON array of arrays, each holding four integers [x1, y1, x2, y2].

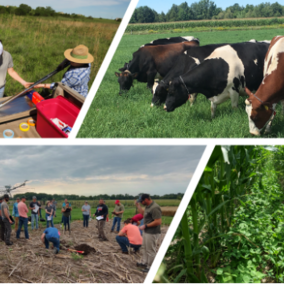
[[130, 0, 284, 23], [12, 192, 184, 201], [0, 4, 103, 20]]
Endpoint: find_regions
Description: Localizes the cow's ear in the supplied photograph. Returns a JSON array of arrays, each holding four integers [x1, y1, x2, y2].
[[132, 73, 138, 78], [118, 67, 125, 72], [115, 72, 121, 77]]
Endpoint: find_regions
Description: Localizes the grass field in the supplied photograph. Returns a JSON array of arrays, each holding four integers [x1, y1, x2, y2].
[[77, 28, 284, 138], [0, 15, 119, 97]]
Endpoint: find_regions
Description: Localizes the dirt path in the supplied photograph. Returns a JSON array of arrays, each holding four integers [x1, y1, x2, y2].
[[0, 219, 168, 283]]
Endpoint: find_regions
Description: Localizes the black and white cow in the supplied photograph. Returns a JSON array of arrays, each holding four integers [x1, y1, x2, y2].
[[151, 43, 227, 107], [115, 37, 199, 94], [164, 42, 269, 118]]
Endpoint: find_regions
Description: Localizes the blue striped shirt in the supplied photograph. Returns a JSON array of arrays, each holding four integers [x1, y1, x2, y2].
[[12, 202, 19, 217], [50, 64, 91, 97]]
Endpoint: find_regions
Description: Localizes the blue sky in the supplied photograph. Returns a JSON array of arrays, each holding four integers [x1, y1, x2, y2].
[[137, 0, 278, 12], [0, 146, 205, 196], [3, 0, 131, 19]]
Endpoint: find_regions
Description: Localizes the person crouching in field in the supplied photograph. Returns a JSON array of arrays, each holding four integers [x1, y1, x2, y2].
[[94, 199, 108, 241], [41, 227, 60, 254], [111, 200, 124, 233], [62, 202, 72, 232], [34, 45, 94, 98], [0, 40, 33, 98], [81, 201, 91, 228], [116, 218, 142, 254]]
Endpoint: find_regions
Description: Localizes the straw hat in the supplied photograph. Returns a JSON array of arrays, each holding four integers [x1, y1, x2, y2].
[[64, 44, 94, 64]]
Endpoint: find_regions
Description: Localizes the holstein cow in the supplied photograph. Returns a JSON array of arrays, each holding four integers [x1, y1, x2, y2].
[[115, 38, 199, 95], [151, 43, 227, 107], [164, 42, 269, 118], [245, 35, 284, 136]]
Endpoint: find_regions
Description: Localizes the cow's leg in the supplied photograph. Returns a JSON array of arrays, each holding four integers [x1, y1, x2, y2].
[[189, 93, 198, 107], [210, 101, 217, 118], [146, 71, 157, 91], [230, 91, 239, 110], [209, 92, 230, 118]]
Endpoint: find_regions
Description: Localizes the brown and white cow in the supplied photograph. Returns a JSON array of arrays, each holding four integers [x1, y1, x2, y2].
[[245, 35, 284, 136]]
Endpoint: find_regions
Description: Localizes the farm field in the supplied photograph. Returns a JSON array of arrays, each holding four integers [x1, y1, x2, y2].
[[77, 28, 284, 138], [0, 15, 119, 97], [0, 218, 169, 283], [155, 146, 284, 283]]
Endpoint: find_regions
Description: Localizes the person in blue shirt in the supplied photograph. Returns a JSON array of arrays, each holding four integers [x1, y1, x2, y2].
[[12, 197, 20, 233], [41, 227, 60, 254], [34, 45, 94, 97]]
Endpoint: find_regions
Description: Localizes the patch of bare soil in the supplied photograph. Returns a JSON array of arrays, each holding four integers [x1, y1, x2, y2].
[[0, 219, 168, 283]]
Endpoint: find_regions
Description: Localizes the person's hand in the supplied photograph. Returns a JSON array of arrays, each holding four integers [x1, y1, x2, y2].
[[23, 82, 34, 89], [139, 224, 146, 230], [9, 219, 13, 224]]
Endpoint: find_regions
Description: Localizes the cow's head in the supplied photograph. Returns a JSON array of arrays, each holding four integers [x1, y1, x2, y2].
[[115, 71, 138, 95], [245, 87, 274, 136], [151, 81, 169, 106], [164, 78, 189, 112]]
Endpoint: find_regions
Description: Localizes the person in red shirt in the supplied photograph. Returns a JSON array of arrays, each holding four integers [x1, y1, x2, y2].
[[16, 196, 30, 240], [116, 219, 143, 254], [131, 213, 144, 236]]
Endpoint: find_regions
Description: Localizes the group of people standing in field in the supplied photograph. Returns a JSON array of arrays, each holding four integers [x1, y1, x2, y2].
[[0, 194, 162, 271]]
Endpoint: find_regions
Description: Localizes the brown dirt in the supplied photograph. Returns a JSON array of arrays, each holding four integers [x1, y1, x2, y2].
[[0, 219, 168, 283]]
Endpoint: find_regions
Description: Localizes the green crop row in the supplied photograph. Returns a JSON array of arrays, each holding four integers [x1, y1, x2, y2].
[[126, 18, 284, 32]]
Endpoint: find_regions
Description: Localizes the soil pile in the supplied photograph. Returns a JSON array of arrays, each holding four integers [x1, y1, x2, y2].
[[74, 244, 96, 255]]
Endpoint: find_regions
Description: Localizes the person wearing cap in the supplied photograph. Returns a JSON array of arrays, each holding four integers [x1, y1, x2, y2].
[[135, 194, 162, 272], [116, 218, 143, 254], [0, 40, 33, 98], [17, 196, 30, 240], [34, 44, 94, 97], [94, 199, 108, 241], [0, 197, 4, 241], [111, 200, 125, 233], [29, 196, 40, 230], [131, 213, 144, 236], [41, 227, 60, 254], [12, 197, 20, 233], [81, 201, 91, 228], [1, 194, 13, 245]]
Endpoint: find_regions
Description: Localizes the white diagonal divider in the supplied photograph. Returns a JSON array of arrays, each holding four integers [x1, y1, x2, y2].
[[69, 0, 139, 139], [144, 144, 215, 283]]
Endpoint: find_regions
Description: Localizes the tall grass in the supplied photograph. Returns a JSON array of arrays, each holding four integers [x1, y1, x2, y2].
[[0, 14, 119, 97], [78, 28, 284, 138]]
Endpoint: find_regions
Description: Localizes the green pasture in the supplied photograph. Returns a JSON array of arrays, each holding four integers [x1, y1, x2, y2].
[[78, 28, 284, 138], [0, 15, 119, 97]]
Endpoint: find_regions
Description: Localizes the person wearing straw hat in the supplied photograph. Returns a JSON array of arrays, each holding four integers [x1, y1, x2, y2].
[[34, 44, 94, 97], [0, 40, 33, 98]]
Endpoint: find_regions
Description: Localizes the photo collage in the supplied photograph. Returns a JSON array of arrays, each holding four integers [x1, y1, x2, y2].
[[0, 0, 283, 283]]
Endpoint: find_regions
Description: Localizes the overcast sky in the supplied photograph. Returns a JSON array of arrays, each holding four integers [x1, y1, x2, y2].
[[4, 0, 131, 19], [137, 0, 277, 13], [0, 146, 205, 197]]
